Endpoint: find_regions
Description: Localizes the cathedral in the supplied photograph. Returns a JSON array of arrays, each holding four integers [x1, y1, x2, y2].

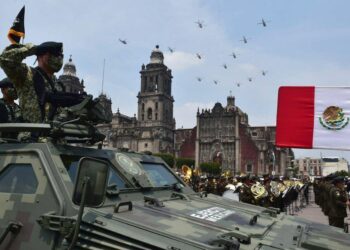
[[60, 47, 293, 176], [97, 45, 175, 153], [58, 55, 85, 94], [193, 96, 293, 175]]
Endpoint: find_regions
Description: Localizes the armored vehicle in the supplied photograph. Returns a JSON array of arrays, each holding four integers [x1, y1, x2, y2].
[[0, 107, 350, 249]]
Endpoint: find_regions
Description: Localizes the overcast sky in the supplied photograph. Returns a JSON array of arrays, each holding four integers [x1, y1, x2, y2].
[[1, 0, 350, 161]]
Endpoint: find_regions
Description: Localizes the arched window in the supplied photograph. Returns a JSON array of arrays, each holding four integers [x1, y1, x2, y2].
[[142, 103, 145, 111], [155, 102, 158, 110], [155, 113, 158, 120], [147, 108, 153, 120]]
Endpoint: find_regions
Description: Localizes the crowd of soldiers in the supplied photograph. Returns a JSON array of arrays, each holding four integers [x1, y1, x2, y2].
[[182, 171, 350, 230], [181, 172, 311, 213], [314, 174, 350, 229]]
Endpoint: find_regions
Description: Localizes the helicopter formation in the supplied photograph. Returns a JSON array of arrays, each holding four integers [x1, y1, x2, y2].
[[117, 17, 270, 88], [191, 17, 270, 87]]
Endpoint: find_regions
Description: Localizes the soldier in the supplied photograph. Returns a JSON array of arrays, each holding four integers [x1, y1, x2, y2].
[[238, 176, 254, 204], [0, 42, 64, 123], [313, 177, 320, 206], [328, 176, 349, 229], [0, 77, 21, 123], [263, 173, 271, 186], [0, 77, 22, 140], [303, 177, 310, 205], [0, 42, 89, 125], [323, 174, 335, 218]]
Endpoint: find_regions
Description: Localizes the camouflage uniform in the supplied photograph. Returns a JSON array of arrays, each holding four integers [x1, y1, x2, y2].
[[0, 44, 63, 123], [0, 98, 22, 139], [313, 180, 320, 206], [328, 185, 348, 229], [323, 182, 332, 217], [0, 98, 21, 122]]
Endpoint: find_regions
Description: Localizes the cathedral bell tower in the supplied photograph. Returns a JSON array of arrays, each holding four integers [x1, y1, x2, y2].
[[137, 45, 175, 153]]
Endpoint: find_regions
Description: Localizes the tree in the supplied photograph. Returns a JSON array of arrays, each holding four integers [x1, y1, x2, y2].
[[176, 158, 195, 169], [333, 170, 349, 177], [153, 153, 174, 167], [200, 162, 221, 175]]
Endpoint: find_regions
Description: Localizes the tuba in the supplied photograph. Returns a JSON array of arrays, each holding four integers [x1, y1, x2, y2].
[[181, 165, 192, 184]]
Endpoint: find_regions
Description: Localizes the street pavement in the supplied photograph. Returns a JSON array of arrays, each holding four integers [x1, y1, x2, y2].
[[294, 201, 329, 225], [293, 186, 350, 226]]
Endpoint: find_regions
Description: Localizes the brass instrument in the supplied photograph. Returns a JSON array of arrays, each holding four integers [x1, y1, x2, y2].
[[269, 181, 287, 202], [294, 180, 304, 190], [181, 165, 192, 184], [250, 182, 268, 200], [283, 180, 293, 188], [193, 168, 202, 177], [221, 169, 232, 178], [270, 181, 280, 197]]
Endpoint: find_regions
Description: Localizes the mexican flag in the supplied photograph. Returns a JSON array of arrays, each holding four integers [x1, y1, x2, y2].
[[276, 86, 350, 150]]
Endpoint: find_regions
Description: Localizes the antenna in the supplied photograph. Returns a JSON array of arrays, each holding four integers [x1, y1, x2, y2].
[[101, 58, 106, 94]]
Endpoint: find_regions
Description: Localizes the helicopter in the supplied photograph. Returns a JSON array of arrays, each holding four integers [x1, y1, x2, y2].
[[223, 64, 228, 69], [230, 52, 238, 59], [248, 77, 253, 82], [168, 47, 174, 53], [118, 38, 127, 45], [213, 80, 219, 85], [196, 77, 202, 82], [195, 20, 205, 29], [262, 70, 268, 76], [196, 53, 202, 59], [240, 36, 249, 44], [258, 18, 270, 27]]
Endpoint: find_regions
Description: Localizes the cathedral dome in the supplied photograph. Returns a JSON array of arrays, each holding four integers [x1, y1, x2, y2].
[[62, 55, 77, 76], [150, 45, 164, 64]]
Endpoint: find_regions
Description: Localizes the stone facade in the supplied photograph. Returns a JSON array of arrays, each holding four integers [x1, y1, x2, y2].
[[175, 127, 196, 159], [98, 46, 175, 153], [250, 126, 294, 175], [194, 96, 294, 175], [195, 96, 242, 173], [321, 157, 349, 176], [295, 158, 322, 177]]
